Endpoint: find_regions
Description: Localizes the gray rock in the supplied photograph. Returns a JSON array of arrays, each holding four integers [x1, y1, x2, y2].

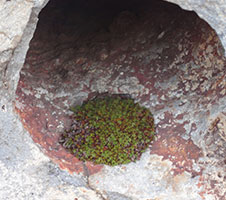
[[0, 1, 101, 199], [0, 108, 102, 200], [0, 0, 226, 199], [0, 0, 47, 107]]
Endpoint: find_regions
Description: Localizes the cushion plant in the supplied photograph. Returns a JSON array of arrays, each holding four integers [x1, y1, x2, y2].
[[60, 94, 155, 166]]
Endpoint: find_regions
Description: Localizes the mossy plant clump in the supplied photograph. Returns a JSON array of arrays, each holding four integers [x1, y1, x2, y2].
[[60, 95, 155, 166]]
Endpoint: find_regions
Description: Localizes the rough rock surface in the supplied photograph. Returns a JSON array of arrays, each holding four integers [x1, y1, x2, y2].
[[0, 0, 47, 106], [165, 0, 226, 54], [0, 0, 226, 200], [0, 0, 102, 199], [0, 108, 102, 200]]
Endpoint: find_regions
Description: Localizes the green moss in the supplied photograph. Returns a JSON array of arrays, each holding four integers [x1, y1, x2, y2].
[[60, 95, 155, 166]]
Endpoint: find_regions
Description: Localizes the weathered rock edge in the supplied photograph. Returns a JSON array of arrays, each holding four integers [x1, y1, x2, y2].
[[0, 0, 48, 108]]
